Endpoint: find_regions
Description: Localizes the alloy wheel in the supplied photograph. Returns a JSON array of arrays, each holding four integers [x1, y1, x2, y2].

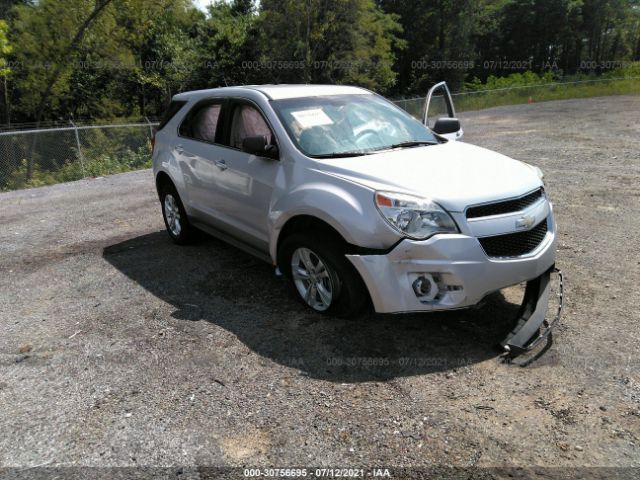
[[291, 247, 334, 311], [164, 193, 182, 236]]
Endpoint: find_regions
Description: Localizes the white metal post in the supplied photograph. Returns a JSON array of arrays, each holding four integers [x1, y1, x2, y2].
[[70, 120, 86, 178], [144, 116, 154, 139]]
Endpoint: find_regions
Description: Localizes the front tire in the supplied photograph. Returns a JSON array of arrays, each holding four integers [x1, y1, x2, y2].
[[159, 183, 195, 244], [279, 233, 369, 317]]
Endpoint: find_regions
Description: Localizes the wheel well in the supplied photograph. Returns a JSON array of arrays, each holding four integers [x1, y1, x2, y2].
[[155, 171, 173, 198], [275, 215, 374, 311], [276, 215, 346, 265], [276, 215, 395, 266]]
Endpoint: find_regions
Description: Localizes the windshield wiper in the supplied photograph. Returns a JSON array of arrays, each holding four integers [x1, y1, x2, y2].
[[310, 151, 373, 159], [310, 141, 437, 158], [384, 140, 438, 150]]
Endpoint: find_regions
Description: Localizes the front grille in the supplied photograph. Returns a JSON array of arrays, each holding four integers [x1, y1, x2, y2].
[[466, 188, 544, 219], [479, 220, 548, 258]]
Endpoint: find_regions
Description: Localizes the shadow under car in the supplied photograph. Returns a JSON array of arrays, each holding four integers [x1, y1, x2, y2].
[[102, 231, 522, 382]]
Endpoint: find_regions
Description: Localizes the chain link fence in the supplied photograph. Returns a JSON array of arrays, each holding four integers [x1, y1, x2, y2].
[[0, 121, 158, 191], [0, 76, 637, 192], [392, 75, 640, 121]]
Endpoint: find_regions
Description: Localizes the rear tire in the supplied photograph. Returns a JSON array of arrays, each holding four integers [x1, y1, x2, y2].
[[279, 232, 369, 317], [159, 183, 196, 245]]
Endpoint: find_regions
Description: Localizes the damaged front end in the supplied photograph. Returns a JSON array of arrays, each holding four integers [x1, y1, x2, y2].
[[500, 266, 564, 360]]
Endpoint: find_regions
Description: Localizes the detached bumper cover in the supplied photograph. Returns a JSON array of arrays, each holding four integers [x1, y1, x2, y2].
[[346, 218, 556, 314], [501, 267, 563, 355]]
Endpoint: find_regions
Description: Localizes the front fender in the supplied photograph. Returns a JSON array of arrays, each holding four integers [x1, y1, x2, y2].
[[268, 182, 400, 262]]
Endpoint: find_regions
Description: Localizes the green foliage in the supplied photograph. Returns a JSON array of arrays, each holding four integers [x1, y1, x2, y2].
[[381, 0, 640, 95], [2, 0, 639, 124], [463, 61, 640, 92], [246, 0, 404, 91], [7, 0, 199, 121], [0, 0, 639, 193], [108, 0, 201, 113], [604, 60, 640, 78], [2, 144, 152, 191], [464, 71, 556, 91], [10, 0, 93, 117], [380, 0, 483, 94], [187, 0, 258, 88], [0, 20, 11, 78], [455, 63, 640, 111], [455, 77, 640, 112]]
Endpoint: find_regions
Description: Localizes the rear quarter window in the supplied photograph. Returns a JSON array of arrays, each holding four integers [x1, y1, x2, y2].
[[158, 100, 187, 131]]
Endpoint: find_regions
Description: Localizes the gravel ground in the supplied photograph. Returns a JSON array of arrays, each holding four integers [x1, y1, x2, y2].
[[1, 96, 639, 478]]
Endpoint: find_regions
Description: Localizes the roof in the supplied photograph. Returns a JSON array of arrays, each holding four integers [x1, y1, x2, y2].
[[173, 84, 372, 102], [246, 84, 372, 100]]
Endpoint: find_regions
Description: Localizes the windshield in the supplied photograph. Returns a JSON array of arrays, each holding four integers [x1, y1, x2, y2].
[[271, 94, 438, 158]]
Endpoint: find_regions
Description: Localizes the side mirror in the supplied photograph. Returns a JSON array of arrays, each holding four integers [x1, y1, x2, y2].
[[432, 117, 460, 135], [242, 135, 279, 159], [432, 117, 463, 141]]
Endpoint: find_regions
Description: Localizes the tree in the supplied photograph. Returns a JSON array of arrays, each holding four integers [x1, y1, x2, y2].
[[581, 0, 639, 65], [0, 19, 11, 124], [10, 0, 114, 179], [2, 0, 639, 130], [256, 0, 403, 92], [378, 0, 481, 95], [230, 0, 255, 15], [0, 20, 10, 79], [10, 0, 115, 122], [9, 0, 201, 122], [0, 0, 30, 20], [186, 0, 259, 89], [494, 0, 582, 75], [106, 0, 202, 116]]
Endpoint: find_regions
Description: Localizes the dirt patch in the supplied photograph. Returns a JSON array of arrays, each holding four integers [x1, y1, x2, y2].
[[220, 429, 271, 463]]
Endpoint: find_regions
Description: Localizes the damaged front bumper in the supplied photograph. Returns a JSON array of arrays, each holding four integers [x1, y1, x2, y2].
[[346, 215, 561, 356], [500, 266, 563, 355], [346, 217, 557, 314]]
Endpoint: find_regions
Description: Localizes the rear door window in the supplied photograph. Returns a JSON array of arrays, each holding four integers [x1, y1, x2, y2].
[[179, 100, 224, 144]]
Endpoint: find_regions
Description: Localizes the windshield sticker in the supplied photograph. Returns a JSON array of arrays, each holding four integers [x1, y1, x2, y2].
[[291, 108, 334, 128]]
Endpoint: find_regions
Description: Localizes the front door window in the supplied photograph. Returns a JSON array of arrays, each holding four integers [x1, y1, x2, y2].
[[229, 105, 274, 149]]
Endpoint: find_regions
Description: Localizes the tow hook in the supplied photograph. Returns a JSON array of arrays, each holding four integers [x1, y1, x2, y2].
[[500, 266, 564, 361]]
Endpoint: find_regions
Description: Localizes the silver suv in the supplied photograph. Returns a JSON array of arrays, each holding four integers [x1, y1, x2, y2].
[[152, 84, 559, 353]]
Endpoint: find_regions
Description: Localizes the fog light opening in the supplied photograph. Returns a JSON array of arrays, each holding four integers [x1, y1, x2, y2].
[[412, 274, 438, 301]]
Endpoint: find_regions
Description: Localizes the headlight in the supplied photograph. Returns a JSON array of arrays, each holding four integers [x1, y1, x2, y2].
[[374, 191, 458, 239]]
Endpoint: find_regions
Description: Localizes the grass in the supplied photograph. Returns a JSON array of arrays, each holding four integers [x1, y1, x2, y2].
[[454, 77, 640, 112], [394, 63, 640, 117], [1, 145, 152, 191]]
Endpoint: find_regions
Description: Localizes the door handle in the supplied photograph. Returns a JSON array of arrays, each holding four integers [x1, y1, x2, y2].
[[215, 160, 228, 171], [176, 144, 184, 154]]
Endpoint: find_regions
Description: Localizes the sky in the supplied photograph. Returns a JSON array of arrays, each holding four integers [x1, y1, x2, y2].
[[193, 0, 260, 14], [193, 0, 213, 12]]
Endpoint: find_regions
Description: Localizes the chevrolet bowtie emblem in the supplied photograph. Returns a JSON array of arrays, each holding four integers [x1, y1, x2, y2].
[[515, 215, 535, 230]]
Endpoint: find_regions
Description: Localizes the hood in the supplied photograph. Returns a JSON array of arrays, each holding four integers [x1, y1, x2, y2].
[[315, 141, 542, 212]]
